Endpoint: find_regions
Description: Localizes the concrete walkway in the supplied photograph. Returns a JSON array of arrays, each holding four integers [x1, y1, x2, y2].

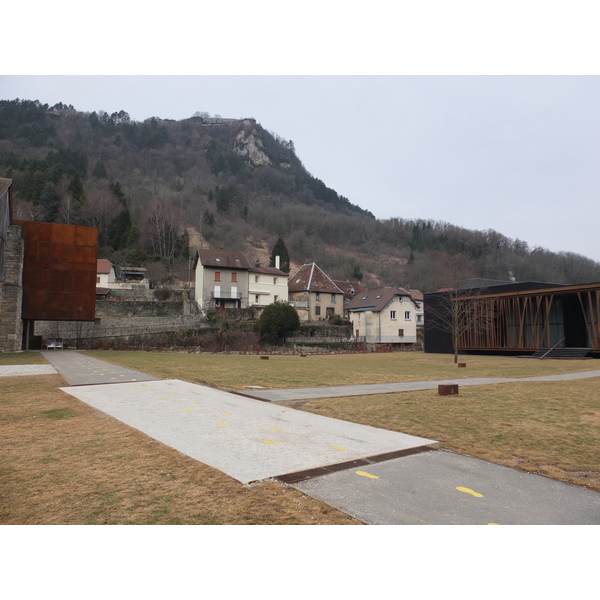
[[37, 351, 600, 524], [40, 350, 159, 385], [245, 369, 600, 402], [0, 364, 57, 377]]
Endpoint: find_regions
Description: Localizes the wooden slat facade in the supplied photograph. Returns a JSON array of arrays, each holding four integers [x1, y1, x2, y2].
[[425, 282, 600, 355]]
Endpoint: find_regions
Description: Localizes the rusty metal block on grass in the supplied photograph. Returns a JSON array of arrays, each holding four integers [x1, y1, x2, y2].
[[438, 384, 459, 396]]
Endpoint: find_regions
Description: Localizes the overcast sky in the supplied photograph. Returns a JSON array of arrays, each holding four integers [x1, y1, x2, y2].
[[3, 3, 600, 264]]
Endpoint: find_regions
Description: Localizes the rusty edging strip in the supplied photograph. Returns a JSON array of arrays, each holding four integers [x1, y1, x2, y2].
[[226, 389, 272, 403], [272, 445, 437, 484]]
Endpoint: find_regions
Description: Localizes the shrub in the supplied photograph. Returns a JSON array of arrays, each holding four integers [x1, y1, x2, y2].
[[257, 301, 300, 345]]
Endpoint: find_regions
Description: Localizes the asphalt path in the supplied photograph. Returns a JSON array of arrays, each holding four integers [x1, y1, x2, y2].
[[293, 449, 600, 525], [246, 369, 600, 402], [39, 350, 600, 524]]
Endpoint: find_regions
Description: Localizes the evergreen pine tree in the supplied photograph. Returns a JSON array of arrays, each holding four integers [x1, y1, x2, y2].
[[269, 236, 291, 274]]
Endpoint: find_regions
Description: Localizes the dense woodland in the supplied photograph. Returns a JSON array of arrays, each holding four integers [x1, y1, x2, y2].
[[2, 98, 600, 293]]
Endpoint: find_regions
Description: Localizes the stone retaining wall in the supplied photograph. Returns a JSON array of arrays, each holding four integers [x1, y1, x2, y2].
[[34, 314, 209, 345], [0, 225, 24, 353]]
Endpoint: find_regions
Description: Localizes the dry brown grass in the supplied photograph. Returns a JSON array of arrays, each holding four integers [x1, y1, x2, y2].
[[295, 378, 600, 491], [0, 374, 359, 525], [0, 351, 47, 365], [83, 350, 600, 389], [3, 349, 599, 523]]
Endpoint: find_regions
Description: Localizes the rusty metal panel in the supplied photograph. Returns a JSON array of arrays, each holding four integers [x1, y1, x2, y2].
[[15, 220, 98, 321]]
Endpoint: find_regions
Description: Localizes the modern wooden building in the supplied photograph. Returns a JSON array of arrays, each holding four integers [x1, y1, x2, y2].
[[424, 280, 600, 357]]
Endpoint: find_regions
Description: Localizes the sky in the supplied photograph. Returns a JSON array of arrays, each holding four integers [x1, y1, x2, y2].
[[3, 3, 600, 267], [4, 74, 599, 262]]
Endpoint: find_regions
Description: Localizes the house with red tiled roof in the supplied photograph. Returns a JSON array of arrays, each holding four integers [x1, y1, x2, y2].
[[333, 279, 367, 319], [96, 259, 117, 288], [345, 287, 418, 344], [193, 249, 252, 310], [288, 263, 345, 322]]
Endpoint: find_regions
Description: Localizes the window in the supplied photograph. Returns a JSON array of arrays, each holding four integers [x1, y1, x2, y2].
[[315, 305, 321, 316], [390, 311, 397, 320], [255, 275, 259, 283], [274, 295, 278, 302], [273, 277, 278, 285], [398, 329, 404, 337], [331, 294, 336, 303], [214, 271, 221, 281], [255, 295, 260, 304], [326, 307, 334, 317], [231, 272, 238, 282], [405, 311, 411, 320], [316, 292, 321, 301]]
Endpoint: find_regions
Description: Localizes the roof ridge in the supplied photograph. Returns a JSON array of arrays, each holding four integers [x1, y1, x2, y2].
[[307, 262, 315, 290]]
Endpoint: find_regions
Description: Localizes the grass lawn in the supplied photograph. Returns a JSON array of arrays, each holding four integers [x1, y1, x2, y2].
[[293, 378, 600, 492], [2, 349, 599, 524], [0, 373, 359, 525], [0, 351, 48, 365], [83, 349, 600, 389]]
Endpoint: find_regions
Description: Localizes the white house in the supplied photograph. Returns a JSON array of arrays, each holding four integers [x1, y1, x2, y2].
[[346, 287, 418, 344], [96, 259, 117, 287], [409, 289, 424, 327]]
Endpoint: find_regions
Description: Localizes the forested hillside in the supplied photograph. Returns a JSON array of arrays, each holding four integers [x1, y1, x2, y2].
[[2, 98, 599, 292]]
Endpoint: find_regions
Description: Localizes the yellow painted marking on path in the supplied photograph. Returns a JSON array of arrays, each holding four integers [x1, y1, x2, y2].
[[223, 412, 232, 415], [194, 401, 201, 404], [270, 427, 282, 431], [456, 486, 484, 498], [131, 379, 137, 381], [264, 440, 279, 445], [159, 399, 167, 402], [110, 378, 116, 380], [169, 392, 176, 395], [185, 408, 193, 412], [217, 422, 228, 426], [331, 446, 348, 451], [488, 523, 500, 525], [356, 471, 379, 479]]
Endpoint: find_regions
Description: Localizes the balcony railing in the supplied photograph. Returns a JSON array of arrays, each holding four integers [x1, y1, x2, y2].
[[211, 291, 242, 299]]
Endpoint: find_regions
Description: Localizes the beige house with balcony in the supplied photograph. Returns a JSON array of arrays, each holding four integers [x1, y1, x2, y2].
[[288, 263, 345, 322], [346, 287, 418, 344], [249, 261, 288, 312], [193, 249, 251, 310]]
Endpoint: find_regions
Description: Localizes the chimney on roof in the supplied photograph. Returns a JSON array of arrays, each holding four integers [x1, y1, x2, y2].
[[275, 255, 280, 270]]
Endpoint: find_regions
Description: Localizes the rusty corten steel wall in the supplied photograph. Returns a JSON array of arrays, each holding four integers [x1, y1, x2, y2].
[[15, 220, 98, 321]]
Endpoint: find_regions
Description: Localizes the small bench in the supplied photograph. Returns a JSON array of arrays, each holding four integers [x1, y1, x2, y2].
[[46, 338, 64, 350]]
